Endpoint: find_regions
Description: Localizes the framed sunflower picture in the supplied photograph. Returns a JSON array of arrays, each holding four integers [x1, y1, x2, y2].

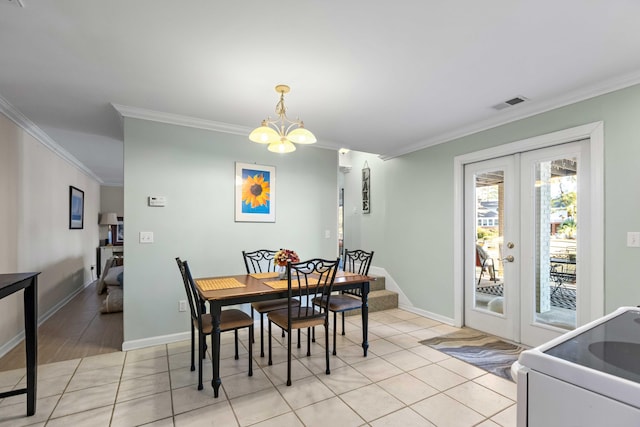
[[235, 162, 276, 222]]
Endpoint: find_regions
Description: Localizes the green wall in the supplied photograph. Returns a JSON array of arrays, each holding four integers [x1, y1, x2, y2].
[[122, 118, 338, 345], [347, 83, 640, 319]]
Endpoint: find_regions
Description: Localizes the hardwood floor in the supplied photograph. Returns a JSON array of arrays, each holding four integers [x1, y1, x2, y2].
[[0, 281, 123, 371]]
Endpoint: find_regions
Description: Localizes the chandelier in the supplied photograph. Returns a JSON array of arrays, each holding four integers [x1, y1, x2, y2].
[[249, 84, 317, 153]]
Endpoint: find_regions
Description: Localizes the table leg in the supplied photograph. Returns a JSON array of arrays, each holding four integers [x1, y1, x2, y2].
[[24, 276, 38, 416], [361, 281, 369, 357], [210, 301, 222, 398]]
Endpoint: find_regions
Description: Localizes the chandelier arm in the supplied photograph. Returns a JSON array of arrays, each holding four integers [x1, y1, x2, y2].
[[263, 116, 298, 132], [284, 122, 302, 135], [264, 120, 281, 135]]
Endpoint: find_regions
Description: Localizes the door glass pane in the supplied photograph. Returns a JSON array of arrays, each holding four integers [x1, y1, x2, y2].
[[533, 157, 577, 330], [474, 170, 504, 313]]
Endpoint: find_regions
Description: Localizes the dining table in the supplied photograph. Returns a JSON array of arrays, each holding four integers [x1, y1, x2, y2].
[[0, 273, 39, 415], [194, 271, 373, 397]]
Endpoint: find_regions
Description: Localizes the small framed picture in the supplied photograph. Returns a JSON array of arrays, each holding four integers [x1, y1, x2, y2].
[[235, 162, 276, 222], [69, 186, 84, 229], [113, 217, 124, 245]]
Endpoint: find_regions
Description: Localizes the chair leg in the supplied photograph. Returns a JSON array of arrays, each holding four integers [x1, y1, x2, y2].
[[477, 263, 484, 287], [297, 329, 301, 349], [312, 326, 316, 342], [250, 307, 255, 343], [324, 322, 331, 375], [197, 332, 204, 390], [341, 312, 346, 335], [190, 324, 195, 371], [287, 326, 292, 386], [234, 329, 239, 360], [260, 313, 265, 357], [306, 327, 311, 357], [268, 320, 273, 366], [333, 311, 338, 356], [248, 326, 253, 377]]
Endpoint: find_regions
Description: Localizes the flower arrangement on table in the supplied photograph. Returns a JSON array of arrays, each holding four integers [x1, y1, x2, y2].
[[274, 249, 300, 279], [274, 249, 300, 266]]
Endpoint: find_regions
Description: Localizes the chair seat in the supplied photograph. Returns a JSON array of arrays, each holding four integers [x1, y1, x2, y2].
[[252, 298, 300, 313], [312, 294, 361, 312], [268, 307, 326, 330], [196, 309, 253, 334]]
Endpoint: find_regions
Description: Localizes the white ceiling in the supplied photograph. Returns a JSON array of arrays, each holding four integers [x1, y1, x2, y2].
[[2, 1, 640, 186]]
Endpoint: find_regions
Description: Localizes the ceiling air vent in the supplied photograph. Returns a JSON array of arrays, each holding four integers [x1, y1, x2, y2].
[[492, 96, 528, 111]]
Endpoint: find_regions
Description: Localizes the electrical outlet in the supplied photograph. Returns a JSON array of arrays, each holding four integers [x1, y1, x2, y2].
[[179, 300, 187, 312]]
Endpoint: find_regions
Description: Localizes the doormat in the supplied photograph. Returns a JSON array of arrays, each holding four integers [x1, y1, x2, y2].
[[419, 328, 526, 381]]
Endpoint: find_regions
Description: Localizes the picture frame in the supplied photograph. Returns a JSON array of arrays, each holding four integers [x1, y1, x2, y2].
[[69, 186, 84, 229], [235, 162, 276, 222], [362, 163, 371, 214], [112, 217, 124, 245]]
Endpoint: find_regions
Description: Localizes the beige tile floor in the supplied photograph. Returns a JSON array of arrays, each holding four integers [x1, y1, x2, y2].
[[0, 308, 517, 426]]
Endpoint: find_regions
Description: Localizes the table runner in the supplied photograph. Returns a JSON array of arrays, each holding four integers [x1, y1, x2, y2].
[[196, 277, 246, 290]]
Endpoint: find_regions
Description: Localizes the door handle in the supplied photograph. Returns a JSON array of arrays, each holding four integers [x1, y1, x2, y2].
[[502, 255, 514, 262]]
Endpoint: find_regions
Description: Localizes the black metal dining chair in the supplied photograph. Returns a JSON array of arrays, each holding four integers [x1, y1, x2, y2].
[[312, 249, 374, 355], [242, 249, 300, 357], [267, 258, 339, 386], [176, 257, 253, 390]]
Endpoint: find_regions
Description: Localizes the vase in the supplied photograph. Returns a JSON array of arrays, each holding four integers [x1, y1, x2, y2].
[[278, 266, 288, 280]]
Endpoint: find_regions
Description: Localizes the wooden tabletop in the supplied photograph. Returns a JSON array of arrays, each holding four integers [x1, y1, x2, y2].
[[195, 272, 373, 302], [0, 273, 40, 299]]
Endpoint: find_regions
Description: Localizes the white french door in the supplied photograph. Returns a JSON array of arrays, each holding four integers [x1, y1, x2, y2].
[[464, 155, 520, 341], [464, 140, 592, 347]]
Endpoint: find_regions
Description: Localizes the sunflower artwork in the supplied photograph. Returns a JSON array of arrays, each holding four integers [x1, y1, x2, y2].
[[235, 162, 276, 222]]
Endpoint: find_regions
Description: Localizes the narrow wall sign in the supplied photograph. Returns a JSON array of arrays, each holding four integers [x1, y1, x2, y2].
[[362, 162, 370, 214]]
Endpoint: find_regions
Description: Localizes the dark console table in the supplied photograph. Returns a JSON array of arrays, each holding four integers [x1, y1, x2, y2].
[[0, 273, 39, 416]]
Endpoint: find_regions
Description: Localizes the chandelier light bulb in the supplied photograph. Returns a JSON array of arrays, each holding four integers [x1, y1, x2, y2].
[[287, 126, 316, 144], [249, 123, 279, 144], [268, 139, 296, 153]]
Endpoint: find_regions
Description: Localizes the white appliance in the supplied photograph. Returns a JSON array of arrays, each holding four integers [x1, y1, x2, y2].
[[513, 306, 640, 426]]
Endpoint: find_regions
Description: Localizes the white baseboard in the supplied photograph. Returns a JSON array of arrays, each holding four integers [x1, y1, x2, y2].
[[398, 303, 455, 326], [122, 331, 191, 352], [369, 266, 455, 326]]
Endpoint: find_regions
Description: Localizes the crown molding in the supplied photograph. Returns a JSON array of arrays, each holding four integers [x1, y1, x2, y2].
[[379, 70, 640, 160], [110, 103, 344, 153], [111, 103, 252, 136], [0, 95, 103, 183]]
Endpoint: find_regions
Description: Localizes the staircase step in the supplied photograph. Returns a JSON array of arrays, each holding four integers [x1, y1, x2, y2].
[[370, 275, 386, 292], [344, 289, 398, 316]]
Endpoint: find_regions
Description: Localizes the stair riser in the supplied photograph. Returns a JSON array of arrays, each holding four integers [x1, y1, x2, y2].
[[369, 276, 386, 292], [344, 290, 398, 316]]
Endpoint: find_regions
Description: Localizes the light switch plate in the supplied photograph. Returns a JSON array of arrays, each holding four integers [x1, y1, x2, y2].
[[139, 231, 154, 243], [627, 231, 640, 247]]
